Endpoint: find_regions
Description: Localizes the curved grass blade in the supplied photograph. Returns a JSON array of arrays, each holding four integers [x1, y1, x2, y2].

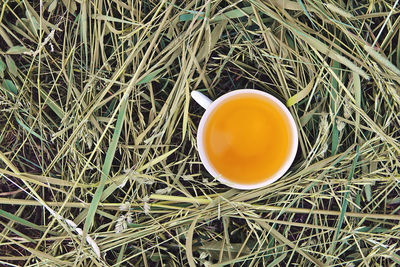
[[287, 77, 315, 107]]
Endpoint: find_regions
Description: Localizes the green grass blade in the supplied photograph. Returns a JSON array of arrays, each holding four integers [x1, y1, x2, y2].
[[14, 117, 47, 142], [83, 95, 128, 233], [297, 0, 317, 29], [0, 58, 6, 78], [5, 55, 17, 76], [337, 146, 360, 240], [2, 79, 18, 96], [0, 221, 36, 243], [0, 209, 48, 233], [137, 68, 165, 85], [6, 46, 30, 54], [331, 60, 340, 155], [328, 146, 360, 261], [38, 88, 64, 119], [212, 6, 253, 22], [179, 13, 204, 22]]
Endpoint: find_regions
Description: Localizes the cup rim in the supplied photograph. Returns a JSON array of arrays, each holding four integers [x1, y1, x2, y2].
[[197, 89, 298, 190]]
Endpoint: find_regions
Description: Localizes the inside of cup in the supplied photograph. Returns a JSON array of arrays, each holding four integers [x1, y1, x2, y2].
[[197, 90, 298, 190]]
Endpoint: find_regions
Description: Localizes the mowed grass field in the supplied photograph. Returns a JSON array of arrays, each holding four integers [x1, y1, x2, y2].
[[0, 0, 400, 266]]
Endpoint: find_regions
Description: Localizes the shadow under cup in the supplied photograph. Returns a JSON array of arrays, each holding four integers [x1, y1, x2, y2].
[[197, 90, 298, 190]]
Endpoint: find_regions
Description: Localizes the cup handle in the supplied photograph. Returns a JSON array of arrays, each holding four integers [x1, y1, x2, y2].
[[191, 91, 213, 109]]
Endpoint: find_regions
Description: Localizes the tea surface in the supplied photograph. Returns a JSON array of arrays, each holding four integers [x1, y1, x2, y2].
[[203, 94, 292, 184]]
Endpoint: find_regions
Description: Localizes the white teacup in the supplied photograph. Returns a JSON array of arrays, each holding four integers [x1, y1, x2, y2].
[[192, 89, 298, 190]]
